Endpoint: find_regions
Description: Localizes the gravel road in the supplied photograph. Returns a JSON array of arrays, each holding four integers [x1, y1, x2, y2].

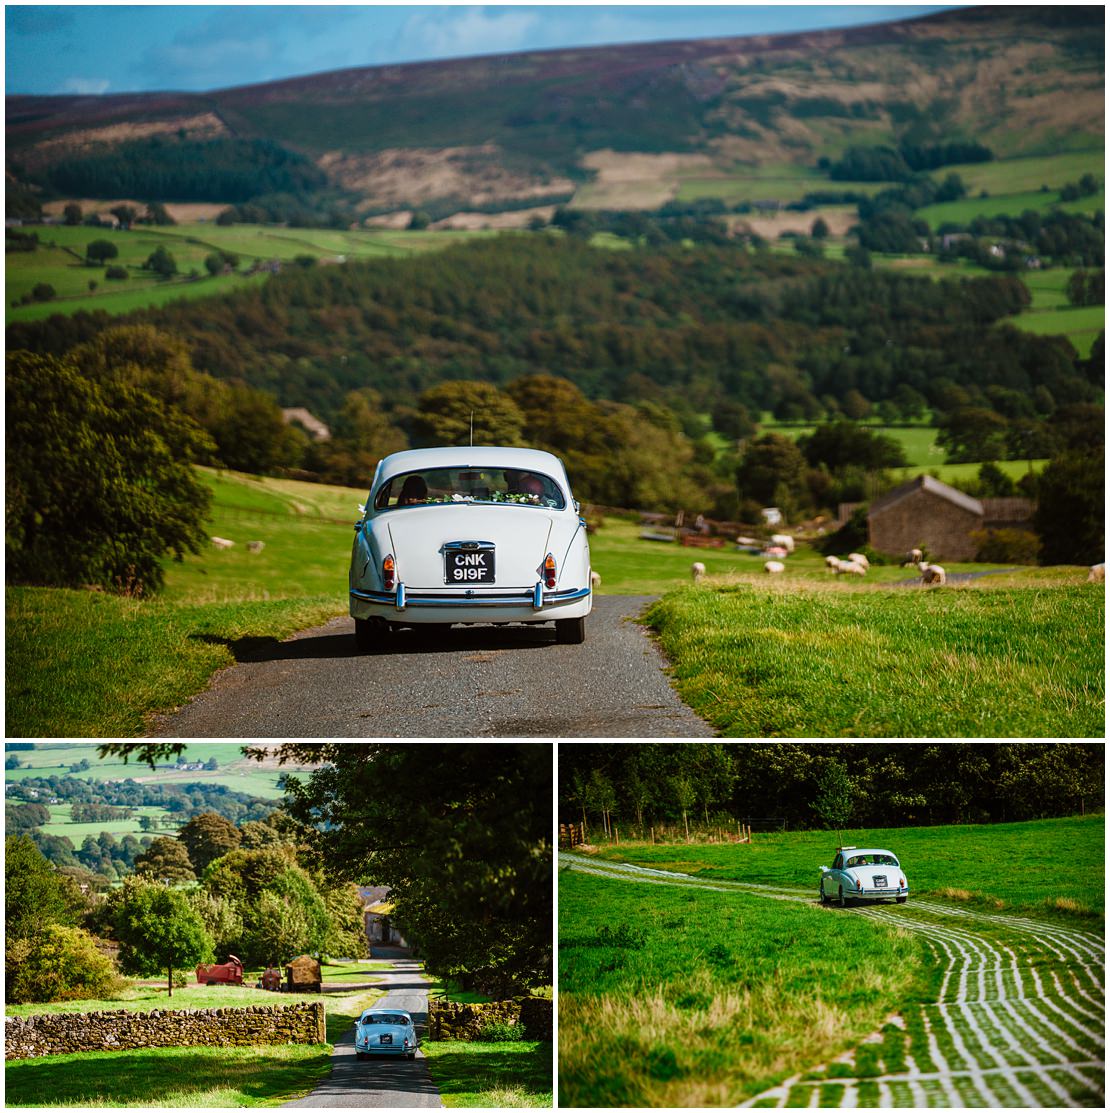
[[283, 959, 441, 1108], [152, 595, 711, 737], [561, 853, 1105, 1108]]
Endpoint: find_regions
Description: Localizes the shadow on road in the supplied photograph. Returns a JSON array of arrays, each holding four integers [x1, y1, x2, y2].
[[190, 622, 558, 663]]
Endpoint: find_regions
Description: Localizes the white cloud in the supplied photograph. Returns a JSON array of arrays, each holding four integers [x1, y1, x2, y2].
[[61, 77, 111, 95], [395, 7, 542, 62]]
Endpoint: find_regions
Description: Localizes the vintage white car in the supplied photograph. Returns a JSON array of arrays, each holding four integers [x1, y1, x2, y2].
[[349, 446, 593, 650], [819, 847, 908, 906], [354, 1008, 418, 1060]]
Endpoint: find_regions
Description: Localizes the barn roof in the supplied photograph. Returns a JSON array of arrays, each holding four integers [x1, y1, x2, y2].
[[869, 474, 983, 519]]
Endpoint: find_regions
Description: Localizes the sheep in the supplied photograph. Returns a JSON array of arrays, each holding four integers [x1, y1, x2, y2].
[[902, 548, 924, 567], [824, 554, 841, 572], [763, 560, 785, 574], [590, 570, 602, 590], [691, 561, 706, 582], [1087, 563, 1104, 583], [835, 559, 867, 576], [847, 552, 870, 570], [919, 561, 946, 585], [210, 537, 235, 550], [763, 544, 789, 559], [770, 533, 795, 553], [246, 541, 265, 554]]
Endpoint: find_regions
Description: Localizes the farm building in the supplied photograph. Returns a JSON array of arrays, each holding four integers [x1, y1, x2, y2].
[[359, 885, 407, 947], [867, 475, 1034, 561]]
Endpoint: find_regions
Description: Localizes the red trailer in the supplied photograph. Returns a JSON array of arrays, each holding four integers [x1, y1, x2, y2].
[[196, 955, 244, 986]]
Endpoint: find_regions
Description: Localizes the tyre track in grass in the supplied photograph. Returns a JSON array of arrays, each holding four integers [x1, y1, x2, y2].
[[558, 854, 1105, 1108]]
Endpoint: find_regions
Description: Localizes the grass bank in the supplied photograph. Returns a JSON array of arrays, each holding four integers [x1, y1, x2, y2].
[[558, 866, 923, 1107], [423, 1041, 553, 1107], [643, 572, 1103, 737]]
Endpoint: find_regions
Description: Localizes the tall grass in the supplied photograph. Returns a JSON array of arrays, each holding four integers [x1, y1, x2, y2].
[[558, 867, 922, 1107], [643, 575, 1104, 737]]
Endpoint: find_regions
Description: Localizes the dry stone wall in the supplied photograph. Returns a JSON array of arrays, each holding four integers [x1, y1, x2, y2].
[[5, 1001, 325, 1060], [427, 996, 552, 1041]]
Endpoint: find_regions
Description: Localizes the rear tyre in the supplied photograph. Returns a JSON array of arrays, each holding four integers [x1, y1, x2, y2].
[[355, 617, 388, 653], [820, 885, 829, 905], [838, 885, 846, 908], [406, 1052, 416, 1061], [897, 896, 908, 904], [555, 616, 586, 644], [356, 1052, 368, 1061]]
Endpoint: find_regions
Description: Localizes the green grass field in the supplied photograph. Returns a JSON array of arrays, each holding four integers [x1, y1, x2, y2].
[[560, 814, 1103, 1106], [422, 1042, 553, 1108], [5, 223, 486, 323]]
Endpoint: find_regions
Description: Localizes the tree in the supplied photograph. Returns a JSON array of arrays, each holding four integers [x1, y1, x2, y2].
[[670, 774, 696, 840], [736, 433, 809, 509], [412, 381, 526, 449], [6, 802, 52, 831], [63, 202, 83, 225], [178, 812, 241, 873], [1032, 449, 1105, 566], [86, 239, 118, 264], [111, 877, 213, 996], [6, 351, 213, 594], [31, 282, 56, 302], [143, 245, 177, 278], [810, 217, 830, 240], [799, 422, 907, 472], [6, 923, 123, 1004], [813, 759, 855, 844], [133, 836, 196, 883], [936, 406, 1009, 462], [143, 202, 175, 226], [110, 205, 138, 229], [5, 835, 82, 941], [5, 755, 21, 769], [267, 743, 550, 996]]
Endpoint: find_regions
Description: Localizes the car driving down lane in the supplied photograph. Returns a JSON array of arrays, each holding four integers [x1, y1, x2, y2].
[[283, 958, 442, 1108]]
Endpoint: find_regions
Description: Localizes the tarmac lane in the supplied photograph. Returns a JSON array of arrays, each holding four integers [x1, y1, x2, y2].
[[151, 595, 712, 737]]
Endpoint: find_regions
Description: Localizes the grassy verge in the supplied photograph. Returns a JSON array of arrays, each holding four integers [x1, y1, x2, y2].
[[6, 587, 343, 737], [589, 814, 1104, 924], [643, 573, 1103, 737], [422, 1041, 553, 1108], [2, 1043, 334, 1107], [558, 867, 922, 1107]]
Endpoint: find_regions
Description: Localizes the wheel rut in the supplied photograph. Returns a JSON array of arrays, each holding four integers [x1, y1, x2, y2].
[[559, 853, 1105, 1108]]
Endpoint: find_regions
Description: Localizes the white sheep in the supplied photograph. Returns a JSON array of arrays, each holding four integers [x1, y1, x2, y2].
[[246, 541, 265, 554], [691, 561, 706, 582], [590, 570, 602, 590], [835, 559, 867, 576], [847, 552, 870, 570], [919, 561, 946, 585], [903, 548, 924, 567], [763, 560, 785, 574], [770, 533, 795, 553], [1087, 563, 1104, 583], [210, 537, 235, 550], [824, 554, 841, 572]]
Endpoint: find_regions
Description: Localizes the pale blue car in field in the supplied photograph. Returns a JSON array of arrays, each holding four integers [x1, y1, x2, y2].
[[819, 847, 909, 907], [355, 1009, 418, 1060]]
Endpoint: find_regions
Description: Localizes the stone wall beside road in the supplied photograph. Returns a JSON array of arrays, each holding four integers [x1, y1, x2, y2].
[[5, 1001, 326, 1060], [427, 997, 552, 1041]]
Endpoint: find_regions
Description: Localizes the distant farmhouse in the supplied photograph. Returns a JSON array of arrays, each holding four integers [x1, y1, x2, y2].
[[359, 885, 407, 948], [866, 475, 1035, 561]]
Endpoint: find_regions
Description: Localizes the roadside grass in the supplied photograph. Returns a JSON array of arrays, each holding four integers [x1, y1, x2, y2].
[[424, 977, 495, 1004], [5, 587, 342, 737], [558, 866, 923, 1107], [588, 814, 1105, 924], [642, 574, 1104, 737], [2, 1043, 333, 1107], [422, 1041, 553, 1107]]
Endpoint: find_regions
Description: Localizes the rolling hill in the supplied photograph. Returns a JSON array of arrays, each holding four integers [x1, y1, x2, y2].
[[6, 6, 1103, 221]]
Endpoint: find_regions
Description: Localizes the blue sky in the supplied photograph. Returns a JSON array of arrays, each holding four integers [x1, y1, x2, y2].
[[5, 4, 959, 96]]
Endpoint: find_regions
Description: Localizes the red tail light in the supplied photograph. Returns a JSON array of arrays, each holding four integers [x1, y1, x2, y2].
[[543, 553, 557, 589], [900, 877, 906, 888], [382, 554, 395, 590]]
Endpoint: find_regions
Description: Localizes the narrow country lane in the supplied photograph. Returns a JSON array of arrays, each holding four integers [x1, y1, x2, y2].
[[151, 596, 711, 737], [283, 959, 442, 1108], [559, 853, 1106, 1108]]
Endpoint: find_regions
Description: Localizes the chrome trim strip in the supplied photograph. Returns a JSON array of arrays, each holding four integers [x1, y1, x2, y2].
[[351, 586, 591, 609]]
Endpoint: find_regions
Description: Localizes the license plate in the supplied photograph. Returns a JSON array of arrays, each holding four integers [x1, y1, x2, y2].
[[446, 547, 495, 584], [873, 876, 888, 887], [380, 1034, 392, 1045]]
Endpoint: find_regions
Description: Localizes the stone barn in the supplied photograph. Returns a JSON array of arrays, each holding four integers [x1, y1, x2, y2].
[[867, 475, 1034, 562], [359, 886, 407, 948]]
